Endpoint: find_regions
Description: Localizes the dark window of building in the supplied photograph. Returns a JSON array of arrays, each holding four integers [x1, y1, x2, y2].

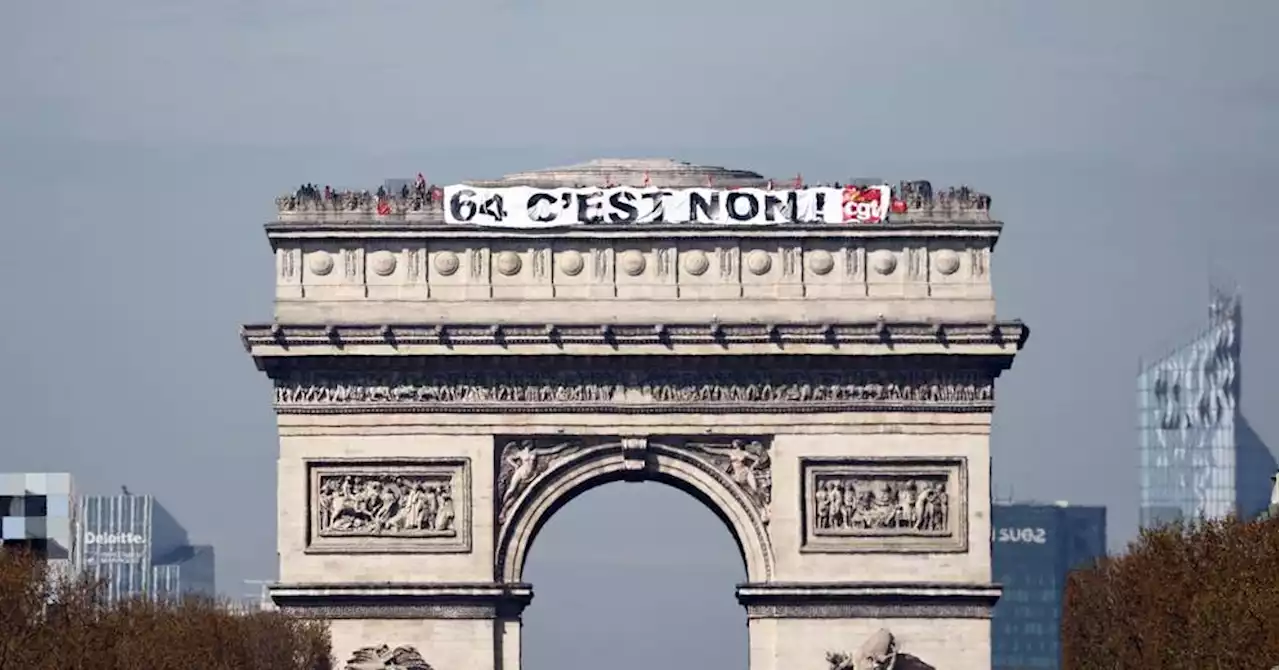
[[23, 495, 47, 517]]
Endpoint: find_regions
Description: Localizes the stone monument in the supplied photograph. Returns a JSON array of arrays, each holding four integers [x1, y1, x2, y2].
[[245, 159, 1028, 669]]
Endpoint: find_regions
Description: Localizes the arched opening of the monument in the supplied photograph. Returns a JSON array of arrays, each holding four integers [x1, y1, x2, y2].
[[520, 480, 749, 670], [495, 439, 774, 585]]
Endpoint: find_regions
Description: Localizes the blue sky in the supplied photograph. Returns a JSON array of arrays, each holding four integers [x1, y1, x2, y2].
[[1, 1, 1275, 668]]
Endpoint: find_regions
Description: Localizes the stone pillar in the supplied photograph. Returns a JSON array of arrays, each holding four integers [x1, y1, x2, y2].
[[271, 583, 531, 669], [737, 583, 999, 670]]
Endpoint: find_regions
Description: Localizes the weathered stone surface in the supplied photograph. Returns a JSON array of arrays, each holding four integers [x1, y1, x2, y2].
[[265, 228, 1001, 326], [248, 160, 1026, 670]]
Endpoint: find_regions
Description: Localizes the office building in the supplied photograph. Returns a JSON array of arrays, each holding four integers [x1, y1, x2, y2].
[[76, 492, 215, 603], [1137, 289, 1277, 527], [0, 472, 76, 584], [991, 501, 1107, 670], [1262, 473, 1279, 520]]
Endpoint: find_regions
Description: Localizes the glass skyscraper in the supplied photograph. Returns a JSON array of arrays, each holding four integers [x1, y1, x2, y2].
[[991, 502, 1107, 670], [1137, 290, 1276, 527], [75, 493, 215, 603]]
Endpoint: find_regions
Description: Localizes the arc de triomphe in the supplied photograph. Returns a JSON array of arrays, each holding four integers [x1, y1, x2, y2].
[[243, 159, 1027, 670]]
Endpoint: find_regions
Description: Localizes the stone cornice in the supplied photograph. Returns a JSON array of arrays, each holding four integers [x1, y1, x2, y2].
[[242, 321, 1029, 360], [262, 221, 1004, 240], [735, 581, 1001, 619], [270, 582, 533, 620]]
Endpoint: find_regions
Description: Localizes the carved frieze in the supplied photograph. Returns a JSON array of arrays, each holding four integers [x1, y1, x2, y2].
[[273, 361, 995, 415], [344, 645, 434, 670], [281, 241, 993, 289], [307, 458, 471, 554], [801, 457, 967, 553], [684, 438, 772, 522]]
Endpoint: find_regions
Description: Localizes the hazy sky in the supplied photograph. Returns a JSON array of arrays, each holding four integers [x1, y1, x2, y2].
[[1, 1, 1275, 668]]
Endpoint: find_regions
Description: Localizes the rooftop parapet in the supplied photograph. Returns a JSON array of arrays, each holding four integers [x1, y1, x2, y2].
[[272, 159, 994, 225], [261, 161, 1005, 329]]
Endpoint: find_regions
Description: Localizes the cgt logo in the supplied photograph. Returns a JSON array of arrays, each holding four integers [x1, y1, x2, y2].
[[84, 532, 146, 545], [841, 185, 891, 223]]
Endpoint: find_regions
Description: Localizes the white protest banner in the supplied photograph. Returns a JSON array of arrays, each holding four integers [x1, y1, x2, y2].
[[443, 185, 891, 228]]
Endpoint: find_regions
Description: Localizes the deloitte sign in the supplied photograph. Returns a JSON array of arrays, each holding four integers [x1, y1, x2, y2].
[[84, 531, 146, 546], [83, 530, 148, 566]]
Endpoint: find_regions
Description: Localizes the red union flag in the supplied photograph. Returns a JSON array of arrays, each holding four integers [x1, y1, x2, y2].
[[841, 185, 891, 223], [376, 199, 392, 216]]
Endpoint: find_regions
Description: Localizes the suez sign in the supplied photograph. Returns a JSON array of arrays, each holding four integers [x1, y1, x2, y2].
[[993, 527, 1049, 545], [443, 184, 893, 229], [83, 531, 146, 546]]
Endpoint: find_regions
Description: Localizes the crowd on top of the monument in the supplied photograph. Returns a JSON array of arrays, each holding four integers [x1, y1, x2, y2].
[[278, 174, 992, 214], [291, 173, 442, 206]]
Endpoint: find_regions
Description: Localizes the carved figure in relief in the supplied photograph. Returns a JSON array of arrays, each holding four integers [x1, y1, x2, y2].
[[814, 477, 947, 534], [345, 644, 434, 670], [317, 474, 456, 537], [725, 439, 765, 495], [827, 628, 898, 670], [497, 440, 580, 523], [687, 439, 772, 521]]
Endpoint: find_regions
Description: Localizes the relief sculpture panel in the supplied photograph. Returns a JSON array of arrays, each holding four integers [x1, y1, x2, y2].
[[307, 458, 471, 554], [801, 457, 967, 553]]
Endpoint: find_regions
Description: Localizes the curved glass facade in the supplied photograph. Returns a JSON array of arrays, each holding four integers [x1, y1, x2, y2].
[[1137, 292, 1276, 527]]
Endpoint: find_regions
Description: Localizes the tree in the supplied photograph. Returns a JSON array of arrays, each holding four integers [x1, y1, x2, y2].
[[0, 548, 332, 670], [1062, 515, 1278, 670]]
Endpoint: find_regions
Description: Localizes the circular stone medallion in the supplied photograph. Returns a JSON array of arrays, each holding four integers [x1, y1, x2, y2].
[[869, 249, 898, 275], [308, 250, 334, 276], [746, 250, 772, 275], [807, 250, 835, 275], [434, 251, 460, 276], [558, 250, 585, 276], [682, 250, 710, 276], [495, 251, 523, 276], [369, 250, 397, 276], [934, 249, 961, 276], [619, 249, 647, 276]]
